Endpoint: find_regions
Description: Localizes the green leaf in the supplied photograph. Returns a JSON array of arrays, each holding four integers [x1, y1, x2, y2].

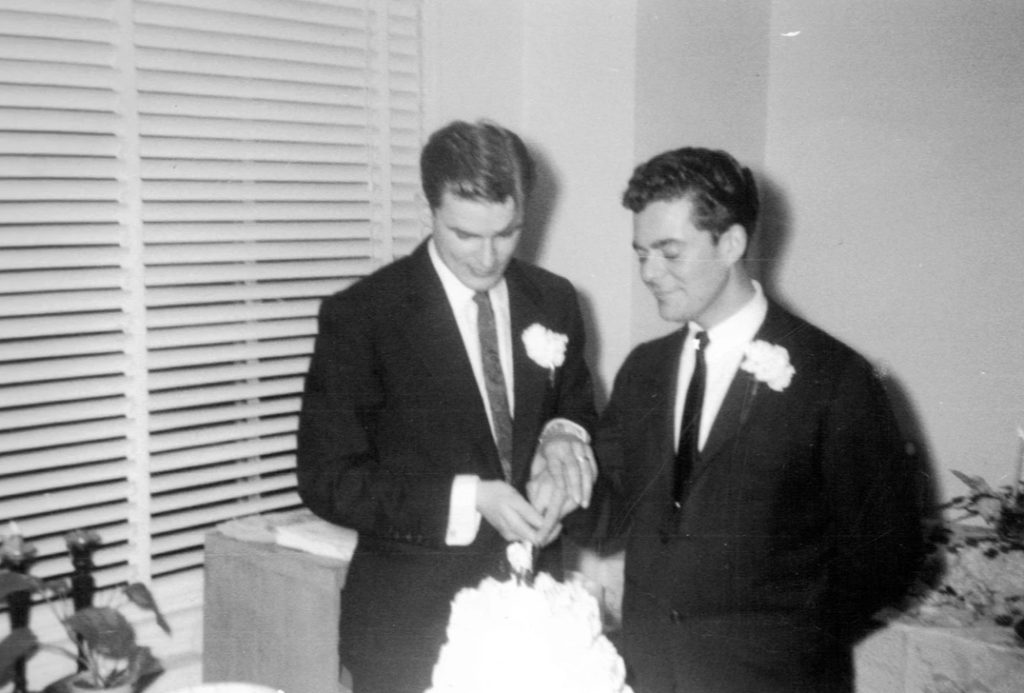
[[69, 671, 107, 690], [98, 645, 163, 688], [951, 469, 996, 496], [66, 607, 137, 659], [977, 497, 1005, 523], [0, 571, 36, 601], [126, 646, 162, 682], [124, 583, 171, 635], [0, 628, 38, 686]]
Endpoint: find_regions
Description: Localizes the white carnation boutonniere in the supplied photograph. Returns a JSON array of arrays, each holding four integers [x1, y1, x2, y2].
[[522, 323, 568, 384], [740, 340, 795, 392]]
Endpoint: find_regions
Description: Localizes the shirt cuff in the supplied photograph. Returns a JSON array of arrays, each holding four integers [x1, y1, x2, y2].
[[446, 474, 482, 546], [539, 418, 591, 444]]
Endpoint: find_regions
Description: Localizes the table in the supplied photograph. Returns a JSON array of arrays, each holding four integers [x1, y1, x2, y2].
[[855, 617, 1024, 693], [203, 529, 1024, 693], [574, 546, 1024, 693]]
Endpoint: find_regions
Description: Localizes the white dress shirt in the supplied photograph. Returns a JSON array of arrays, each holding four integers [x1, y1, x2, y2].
[[674, 281, 769, 451], [428, 239, 514, 545], [428, 239, 516, 423]]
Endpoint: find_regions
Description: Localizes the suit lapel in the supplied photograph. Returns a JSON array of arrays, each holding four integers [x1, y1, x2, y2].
[[399, 243, 498, 475], [697, 369, 756, 469], [646, 329, 686, 479], [692, 302, 788, 476], [507, 262, 554, 483]]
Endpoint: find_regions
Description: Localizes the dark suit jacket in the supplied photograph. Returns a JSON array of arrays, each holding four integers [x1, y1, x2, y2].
[[569, 301, 923, 693], [296, 240, 596, 692]]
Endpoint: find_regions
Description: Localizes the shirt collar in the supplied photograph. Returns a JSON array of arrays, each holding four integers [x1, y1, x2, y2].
[[428, 236, 508, 306], [688, 280, 768, 351]]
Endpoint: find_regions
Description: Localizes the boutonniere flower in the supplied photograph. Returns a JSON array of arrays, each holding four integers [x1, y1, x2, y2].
[[740, 340, 795, 392], [522, 323, 568, 383]]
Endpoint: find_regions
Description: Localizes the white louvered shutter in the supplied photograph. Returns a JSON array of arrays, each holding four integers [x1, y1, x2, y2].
[[1, 0, 425, 613], [0, 0, 137, 593]]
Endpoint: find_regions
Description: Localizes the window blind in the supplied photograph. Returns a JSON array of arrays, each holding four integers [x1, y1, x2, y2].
[[1, 0, 425, 614]]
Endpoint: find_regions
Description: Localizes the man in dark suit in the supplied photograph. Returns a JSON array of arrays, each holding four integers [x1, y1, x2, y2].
[[296, 120, 597, 693], [542, 147, 924, 693]]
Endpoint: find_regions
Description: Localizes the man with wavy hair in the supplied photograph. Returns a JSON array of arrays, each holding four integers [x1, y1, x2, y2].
[[297, 120, 596, 693], [542, 147, 924, 693]]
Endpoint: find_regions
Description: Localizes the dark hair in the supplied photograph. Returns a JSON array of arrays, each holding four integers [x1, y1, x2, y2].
[[420, 120, 536, 211], [621, 147, 759, 240]]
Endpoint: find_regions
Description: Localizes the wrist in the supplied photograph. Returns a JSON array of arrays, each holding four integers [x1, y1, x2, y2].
[[539, 418, 590, 445]]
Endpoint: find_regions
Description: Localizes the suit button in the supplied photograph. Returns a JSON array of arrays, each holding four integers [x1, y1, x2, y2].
[[669, 609, 683, 624]]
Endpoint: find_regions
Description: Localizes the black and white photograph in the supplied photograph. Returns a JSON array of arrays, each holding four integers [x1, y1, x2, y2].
[[2, 2, 1023, 692]]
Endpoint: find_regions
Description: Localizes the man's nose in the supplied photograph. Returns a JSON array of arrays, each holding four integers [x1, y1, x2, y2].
[[639, 255, 663, 284], [479, 240, 497, 268]]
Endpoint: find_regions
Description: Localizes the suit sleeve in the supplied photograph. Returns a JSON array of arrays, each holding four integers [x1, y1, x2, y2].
[[549, 283, 599, 437], [821, 356, 926, 630], [296, 294, 454, 546], [562, 346, 640, 548]]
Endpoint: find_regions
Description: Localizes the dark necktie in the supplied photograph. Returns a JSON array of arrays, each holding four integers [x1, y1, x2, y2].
[[672, 330, 710, 508], [474, 291, 514, 483]]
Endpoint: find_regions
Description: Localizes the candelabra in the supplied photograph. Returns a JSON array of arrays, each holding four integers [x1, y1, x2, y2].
[[66, 529, 102, 672], [1, 530, 37, 693]]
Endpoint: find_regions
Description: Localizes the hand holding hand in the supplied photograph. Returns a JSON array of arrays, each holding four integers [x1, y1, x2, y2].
[[529, 432, 596, 509]]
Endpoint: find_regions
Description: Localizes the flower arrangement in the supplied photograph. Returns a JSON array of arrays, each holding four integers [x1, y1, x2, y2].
[[0, 528, 170, 692], [945, 470, 1022, 528], [911, 521, 1024, 635], [908, 447, 1024, 636], [945, 428, 1024, 546]]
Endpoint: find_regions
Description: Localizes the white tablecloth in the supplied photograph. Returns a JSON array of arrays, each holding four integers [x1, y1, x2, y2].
[[855, 617, 1024, 693]]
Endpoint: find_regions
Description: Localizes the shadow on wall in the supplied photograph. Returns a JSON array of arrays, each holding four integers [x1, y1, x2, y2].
[[518, 140, 556, 265], [518, 141, 609, 408], [754, 171, 940, 522], [882, 372, 943, 525], [748, 172, 791, 302]]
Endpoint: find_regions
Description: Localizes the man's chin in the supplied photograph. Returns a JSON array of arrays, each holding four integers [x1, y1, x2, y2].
[[465, 275, 503, 292], [657, 303, 689, 324]]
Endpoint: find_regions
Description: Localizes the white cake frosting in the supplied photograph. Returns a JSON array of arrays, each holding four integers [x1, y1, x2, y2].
[[426, 571, 633, 693]]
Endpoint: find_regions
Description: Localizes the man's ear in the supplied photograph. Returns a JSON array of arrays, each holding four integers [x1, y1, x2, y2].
[[720, 223, 748, 263]]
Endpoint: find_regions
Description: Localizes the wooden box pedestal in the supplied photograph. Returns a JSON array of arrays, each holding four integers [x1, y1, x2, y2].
[[202, 531, 352, 693]]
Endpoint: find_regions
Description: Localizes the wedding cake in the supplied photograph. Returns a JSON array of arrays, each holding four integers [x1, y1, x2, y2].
[[425, 545, 633, 693]]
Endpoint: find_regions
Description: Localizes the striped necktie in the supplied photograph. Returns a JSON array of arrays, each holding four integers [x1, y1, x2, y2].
[[474, 291, 513, 482]]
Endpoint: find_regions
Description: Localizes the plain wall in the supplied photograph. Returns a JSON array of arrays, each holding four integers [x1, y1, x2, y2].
[[425, 0, 1024, 500], [424, 0, 638, 401], [763, 0, 1024, 496], [631, 0, 773, 345], [520, 1, 637, 403], [423, 0, 525, 130]]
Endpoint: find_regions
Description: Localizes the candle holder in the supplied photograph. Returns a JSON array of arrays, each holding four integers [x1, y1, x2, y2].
[[1, 527, 170, 693], [65, 529, 102, 671], [1, 532, 38, 693]]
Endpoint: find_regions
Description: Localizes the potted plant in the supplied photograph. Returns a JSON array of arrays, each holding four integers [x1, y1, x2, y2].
[[0, 530, 170, 692]]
